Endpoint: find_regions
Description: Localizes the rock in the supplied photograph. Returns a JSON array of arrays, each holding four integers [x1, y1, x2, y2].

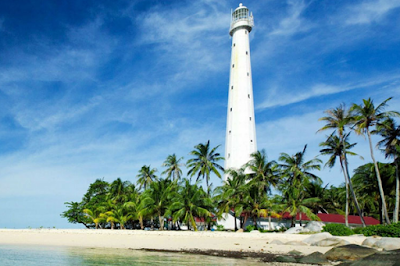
[[275, 255, 297, 263], [249, 230, 260, 233], [344, 249, 400, 266], [362, 236, 381, 247], [284, 227, 303, 234], [311, 237, 350, 247], [288, 250, 302, 256], [269, 239, 284, 245], [284, 241, 307, 246], [303, 232, 332, 245], [304, 221, 325, 232], [324, 244, 377, 261], [236, 229, 244, 233], [298, 251, 331, 265], [372, 237, 400, 251]]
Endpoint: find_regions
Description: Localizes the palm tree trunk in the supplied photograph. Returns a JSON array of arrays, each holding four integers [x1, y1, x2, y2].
[[299, 212, 302, 227], [394, 160, 399, 223], [233, 211, 238, 231], [159, 213, 164, 231], [339, 159, 349, 227], [151, 216, 154, 230], [367, 129, 391, 224], [343, 153, 367, 227], [268, 215, 272, 230]]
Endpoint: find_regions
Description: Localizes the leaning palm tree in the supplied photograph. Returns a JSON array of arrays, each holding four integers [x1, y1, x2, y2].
[[351, 97, 399, 224], [187, 140, 224, 195], [83, 208, 105, 229], [318, 103, 366, 226], [319, 132, 366, 227], [246, 150, 280, 195], [162, 154, 184, 181], [375, 117, 400, 222], [136, 165, 158, 191]]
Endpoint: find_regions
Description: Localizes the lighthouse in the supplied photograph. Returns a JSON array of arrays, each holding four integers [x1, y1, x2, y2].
[[224, 3, 257, 179]]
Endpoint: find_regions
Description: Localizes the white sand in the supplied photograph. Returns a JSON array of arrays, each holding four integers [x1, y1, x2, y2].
[[0, 229, 367, 256]]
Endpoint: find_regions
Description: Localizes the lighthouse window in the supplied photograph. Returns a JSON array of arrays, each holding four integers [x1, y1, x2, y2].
[[232, 64, 234, 68], [231, 86, 233, 90], [229, 130, 231, 134], [248, 94, 250, 98], [246, 51, 248, 55], [247, 72, 249, 76], [228, 153, 230, 158], [233, 43, 235, 47], [251, 140, 253, 142], [249, 117, 252, 121], [230, 108, 232, 111], [245, 31, 248, 34]]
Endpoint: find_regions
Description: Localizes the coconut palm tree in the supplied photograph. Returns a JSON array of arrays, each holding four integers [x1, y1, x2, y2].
[[351, 97, 399, 224], [169, 179, 212, 231], [319, 132, 366, 227], [281, 186, 320, 227], [136, 165, 158, 191], [187, 140, 224, 195], [108, 178, 132, 204], [375, 118, 400, 222], [141, 179, 176, 231], [162, 154, 184, 181], [216, 168, 247, 231], [246, 150, 280, 195], [352, 162, 396, 223], [83, 208, 105, 229], [318, 104, 366, 226], [278, 145, 322, 188]]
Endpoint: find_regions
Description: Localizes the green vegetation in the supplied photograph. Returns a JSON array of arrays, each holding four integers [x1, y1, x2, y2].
[[322, 224, 354, 236], [359, 222, 400, 237], [61, 97, 400, 230]]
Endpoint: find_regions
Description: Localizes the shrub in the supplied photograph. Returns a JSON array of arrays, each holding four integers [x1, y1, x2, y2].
[[245, 225, 255, 232], [352, 227, 363, 234], [216, 225, 224, 231], [322, 223, 354, 236], [360, 222, 400, 237]]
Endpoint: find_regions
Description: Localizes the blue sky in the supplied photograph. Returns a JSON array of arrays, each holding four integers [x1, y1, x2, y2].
[[0, 0, 399, 228]]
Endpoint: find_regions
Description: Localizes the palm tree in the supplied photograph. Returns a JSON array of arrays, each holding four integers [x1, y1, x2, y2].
[[108, 178, 132, 204], [278, 145, 322, 188], [141, 179, 176, 231], [83, 208, 105, 229], [169, 179, 212, 231], [351, 97, 399, 224], [187, 140, 224, 195], [375, 118, 400, 222], [136, 165, 158, 191], [318, 103, 366, 226], [319, 133, 366, 227], [162, 154, 184, 181], [352, 162, 396, 223], [216, 168, 247, 231], [281, 186, 320, 227], [246, 150, 280, 195]]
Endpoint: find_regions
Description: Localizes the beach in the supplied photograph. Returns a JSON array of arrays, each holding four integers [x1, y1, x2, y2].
[[0, 229, 366, 256]]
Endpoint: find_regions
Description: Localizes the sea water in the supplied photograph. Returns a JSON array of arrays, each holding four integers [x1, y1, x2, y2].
[[0, 245, 268, 266]]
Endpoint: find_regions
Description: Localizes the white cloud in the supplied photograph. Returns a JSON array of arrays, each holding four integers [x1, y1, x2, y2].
[[257, 73, 400, 109], [269, 0, 312, 36], [346, 0, 400, 25]]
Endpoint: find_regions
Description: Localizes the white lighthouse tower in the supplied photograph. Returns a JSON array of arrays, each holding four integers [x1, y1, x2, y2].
[[224, 3, 257, 179]]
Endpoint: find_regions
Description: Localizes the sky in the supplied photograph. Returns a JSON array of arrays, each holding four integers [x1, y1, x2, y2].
[[0, 0, 399, 229]]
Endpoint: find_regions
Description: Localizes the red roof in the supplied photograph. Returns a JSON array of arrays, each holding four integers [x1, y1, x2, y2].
[[275, 212, 380, 225]]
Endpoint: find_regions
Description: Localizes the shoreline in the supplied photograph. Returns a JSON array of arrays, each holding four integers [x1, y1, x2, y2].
[[0, 229, 366, 257]]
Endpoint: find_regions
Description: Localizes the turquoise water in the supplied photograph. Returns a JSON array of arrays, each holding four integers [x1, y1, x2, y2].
[[0, 245, 266, 265]]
